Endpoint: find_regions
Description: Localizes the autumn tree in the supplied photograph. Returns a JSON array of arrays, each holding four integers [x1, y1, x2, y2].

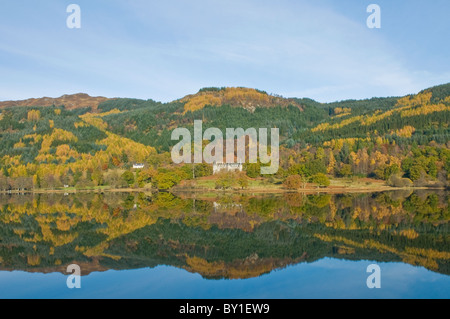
[[283, 175, 302, 190], [27, 110, 41, 122]]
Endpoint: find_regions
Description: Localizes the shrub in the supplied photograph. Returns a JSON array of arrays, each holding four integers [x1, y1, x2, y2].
[[387, 174, 413, 188]]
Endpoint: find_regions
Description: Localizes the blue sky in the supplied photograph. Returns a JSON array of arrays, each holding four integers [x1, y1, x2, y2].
[[0, 0, 449, 102], [2, 259, 449, 298]]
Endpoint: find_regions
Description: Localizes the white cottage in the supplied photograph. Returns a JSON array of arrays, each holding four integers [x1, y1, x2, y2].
[[213, 162, 243, 174]]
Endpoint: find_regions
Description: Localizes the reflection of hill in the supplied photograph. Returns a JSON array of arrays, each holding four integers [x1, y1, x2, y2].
[[184, 254, 308, 279], [0, 191, 448, 278]]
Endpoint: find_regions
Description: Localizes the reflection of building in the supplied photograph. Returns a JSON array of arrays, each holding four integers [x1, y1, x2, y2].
[[133, 163, 145, 169], [213, 162, 243, 174], [213, 202, 243, 211]]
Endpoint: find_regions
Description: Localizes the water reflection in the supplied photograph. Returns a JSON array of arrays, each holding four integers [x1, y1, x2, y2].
[[0, 190, 448, 279]]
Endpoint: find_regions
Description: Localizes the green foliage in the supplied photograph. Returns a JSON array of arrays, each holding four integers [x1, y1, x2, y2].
[[215, 172, 236, 190], [237, 173, 249, 189], [338, 164, 353, 177], [154, 170, 182, 190], [0, 83, 449, 191], [310, 173, 330, 188], [245, 163, 261, 178], [121, 171, 135, 186], [195, 163, 213, 178]]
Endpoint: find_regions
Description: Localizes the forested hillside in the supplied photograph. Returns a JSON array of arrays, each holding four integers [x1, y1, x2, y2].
[[0, 84, 449, 192]]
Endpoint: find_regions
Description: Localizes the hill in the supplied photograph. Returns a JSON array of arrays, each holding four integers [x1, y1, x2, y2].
[[0, 93, 111, 111], [0, 83, 449, 192], [179, 87, 303, 113]]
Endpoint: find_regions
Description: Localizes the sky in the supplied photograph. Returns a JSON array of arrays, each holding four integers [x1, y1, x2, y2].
[[0, 0, 449, 103]]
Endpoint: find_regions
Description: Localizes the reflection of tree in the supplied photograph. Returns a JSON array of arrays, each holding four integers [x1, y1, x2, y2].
[[284, 193, 304, 207], [0, 190, 448, 277]]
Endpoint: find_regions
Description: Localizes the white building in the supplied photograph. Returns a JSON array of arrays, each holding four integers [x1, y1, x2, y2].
[[213, 162, 243, 174], [133, 163, 145, 169]]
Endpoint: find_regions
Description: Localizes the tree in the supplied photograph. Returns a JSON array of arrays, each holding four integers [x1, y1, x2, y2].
[[154, 171, 181, 190], [283, 175, 302, 190], [246, 163, 261, 178], [27, 110, 41, 122], [121, 171, 135, 186], [338, 164, 352, 177], [327, 151, 336, 175], [60, 173, 73, 187], [91, 171, 105, 186], [75, 176, 94, 189], [384, 164, 400, 180], [42, 174, 61, 190], [136, 168, 156, 187], [15, 177, 33, 190], [105, 170, 127, 188], [387, 174, 413, 188], [195, 163, 213, 177], [428, 160, 438, 178], [215, 172, 236, 190], [310, 173, 330, 188], [409, 164, 425, 181], [237, 173, 249, 189], [0, 177, 8, 191]]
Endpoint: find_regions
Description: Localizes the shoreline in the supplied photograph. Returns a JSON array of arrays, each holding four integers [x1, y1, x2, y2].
[[0, 186, 445, 195]]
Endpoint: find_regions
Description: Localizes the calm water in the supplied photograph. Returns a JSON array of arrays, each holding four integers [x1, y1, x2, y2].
[[0, 190, 448, 299]]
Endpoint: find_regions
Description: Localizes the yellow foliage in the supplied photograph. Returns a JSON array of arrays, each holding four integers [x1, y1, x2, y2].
[[79, 114, 108, 131], [337, 246, 355, 255], [182, 87, 274, 114], [312, 116, 362, 132], [314, 233, 448, 271], [97, 132, 156, 163], [311, 92, 436, 133], [185, 255, 277, 279], [27, 110, 41, 122], [97, 109, 122, 117], [393, 125, 416, 138], [399, 229, 419, 239], [404, 247, 450, 260], [396, 92, 432, 107], [323, 138, 369, 150], [27, 255, 41, 266], [74, 121, 88, 128], [327, 151, 336, 174], [183, 95, 222, 113], [13, 140, 26, 149], [401, 103, 450, 117], [334, 107, 351, 114]]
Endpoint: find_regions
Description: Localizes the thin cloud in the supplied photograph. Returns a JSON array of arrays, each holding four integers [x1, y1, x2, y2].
[[0, 0, 448, 102]]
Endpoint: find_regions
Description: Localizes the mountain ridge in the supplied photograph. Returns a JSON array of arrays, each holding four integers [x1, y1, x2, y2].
[[1, 83, 448, 112]]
